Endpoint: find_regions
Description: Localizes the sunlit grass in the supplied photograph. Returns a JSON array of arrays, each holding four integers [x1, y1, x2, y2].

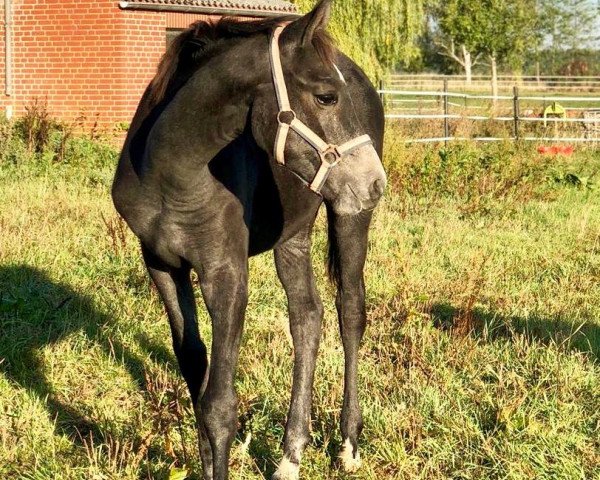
[[1, 122, 599, 479]]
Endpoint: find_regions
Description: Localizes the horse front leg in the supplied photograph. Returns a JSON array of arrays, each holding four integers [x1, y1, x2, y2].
[[196, 259, 249, 480], [272, 227, 323, 480], [328, 209, 373, 473]]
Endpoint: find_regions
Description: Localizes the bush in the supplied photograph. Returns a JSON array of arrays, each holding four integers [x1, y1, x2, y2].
[[383, 124, 598, 217], [0, 103, 118, 186]]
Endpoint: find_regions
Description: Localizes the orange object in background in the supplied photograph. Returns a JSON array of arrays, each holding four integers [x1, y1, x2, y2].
[[537, 145, 574, 156]]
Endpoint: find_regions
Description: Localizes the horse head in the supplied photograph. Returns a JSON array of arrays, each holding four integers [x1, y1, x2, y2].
[[251, 0, 387, 216]]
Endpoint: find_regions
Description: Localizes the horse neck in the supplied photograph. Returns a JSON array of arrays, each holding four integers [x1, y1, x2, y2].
[[151, 35, 272, 167]]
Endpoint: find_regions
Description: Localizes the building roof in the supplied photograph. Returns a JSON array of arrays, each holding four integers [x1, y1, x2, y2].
[[119, 0, 299, 17]]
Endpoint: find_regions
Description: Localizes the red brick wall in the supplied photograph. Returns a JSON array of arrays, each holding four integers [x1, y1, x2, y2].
[[0, 0, 5, 104], [0, 0, 166, 127], [0, 3, 258, 129], [118, 8, 166, 127], [166, 12, 220, 29]]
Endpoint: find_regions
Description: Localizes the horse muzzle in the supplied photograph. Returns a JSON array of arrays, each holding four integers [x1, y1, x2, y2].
[[328, 143, 387, 216]]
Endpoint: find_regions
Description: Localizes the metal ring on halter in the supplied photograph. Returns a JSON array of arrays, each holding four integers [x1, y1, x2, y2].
[[319, 145, 342, 166], [277, 110, 296, 125]]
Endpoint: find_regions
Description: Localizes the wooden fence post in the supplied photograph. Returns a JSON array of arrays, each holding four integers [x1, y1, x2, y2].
[[513, 85, 520, 141], [379, 79, 385, 105], [443, 79, 449, 147]]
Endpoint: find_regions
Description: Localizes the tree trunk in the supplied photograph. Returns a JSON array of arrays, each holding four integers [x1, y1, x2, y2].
[[490, 53, 498, 107], [462, 45, 472, 86]]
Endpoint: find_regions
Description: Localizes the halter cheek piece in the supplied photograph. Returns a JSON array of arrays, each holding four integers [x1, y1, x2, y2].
[[269, 25, 374, 194]]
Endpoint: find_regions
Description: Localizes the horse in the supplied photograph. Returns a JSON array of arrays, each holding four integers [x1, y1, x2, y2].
[[111, 1, 386, 478]]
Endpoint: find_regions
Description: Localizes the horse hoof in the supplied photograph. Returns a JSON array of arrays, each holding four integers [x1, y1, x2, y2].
[[272, 456, 300, 480], [339, 439, 362, 473]]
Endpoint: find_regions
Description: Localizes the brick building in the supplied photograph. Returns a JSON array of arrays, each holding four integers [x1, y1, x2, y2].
[[0, 0, 297, 127]]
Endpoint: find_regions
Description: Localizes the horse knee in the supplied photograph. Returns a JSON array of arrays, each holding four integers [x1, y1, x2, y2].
[[200, 387, 238, 445]]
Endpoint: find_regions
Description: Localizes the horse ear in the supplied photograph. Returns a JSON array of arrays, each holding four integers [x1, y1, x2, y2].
[[288, 0, 332, 47]]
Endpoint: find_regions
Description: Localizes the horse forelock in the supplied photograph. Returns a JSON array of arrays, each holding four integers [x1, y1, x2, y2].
[[311, 30, 336, 68]]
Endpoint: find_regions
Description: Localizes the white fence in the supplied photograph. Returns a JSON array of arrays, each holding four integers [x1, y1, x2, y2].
[[379, 85, 600, 144], [389, 74, 600, 93]]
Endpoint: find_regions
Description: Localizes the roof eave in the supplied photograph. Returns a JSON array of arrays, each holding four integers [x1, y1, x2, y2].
[[119, 1, 301, 18]]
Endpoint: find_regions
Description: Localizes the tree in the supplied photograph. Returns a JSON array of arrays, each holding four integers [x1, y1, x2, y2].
[[432, 0, 539, 96], [293, 0, 426, 80], [534, 0, 600, 75], [478, 0, 539, 98], [537, 0, 599, 51], [429, 0, 484, 85]]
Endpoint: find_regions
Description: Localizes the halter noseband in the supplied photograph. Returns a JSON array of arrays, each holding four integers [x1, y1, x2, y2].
[[269, 25, 374, 194]]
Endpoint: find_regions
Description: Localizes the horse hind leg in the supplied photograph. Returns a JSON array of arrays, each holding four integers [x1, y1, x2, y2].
[[142, 246, 213, 479]]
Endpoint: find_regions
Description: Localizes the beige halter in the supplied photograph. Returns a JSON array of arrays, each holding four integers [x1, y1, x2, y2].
[[269, 25, 374, 194]]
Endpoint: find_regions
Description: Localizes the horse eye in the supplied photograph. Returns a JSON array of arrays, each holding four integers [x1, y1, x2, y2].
[[315, 94, 338, 106]]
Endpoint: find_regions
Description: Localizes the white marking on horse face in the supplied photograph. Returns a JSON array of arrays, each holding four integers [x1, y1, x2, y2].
[[334, 64, 346, 84], [339, 438, 362, 473], [273, 456, 300, 480]]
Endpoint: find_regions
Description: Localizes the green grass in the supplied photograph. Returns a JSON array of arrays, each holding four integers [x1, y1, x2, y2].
[[1, 119, 599, 479]]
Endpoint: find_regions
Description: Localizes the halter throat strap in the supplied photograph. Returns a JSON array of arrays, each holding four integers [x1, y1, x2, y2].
[[269, 25, 373, 194]]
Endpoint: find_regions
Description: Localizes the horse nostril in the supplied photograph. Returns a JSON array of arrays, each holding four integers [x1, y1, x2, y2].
[[370, 179, 386, 199]]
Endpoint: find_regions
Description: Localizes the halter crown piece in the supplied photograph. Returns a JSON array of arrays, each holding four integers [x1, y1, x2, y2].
[[269, 25, 374, 194]]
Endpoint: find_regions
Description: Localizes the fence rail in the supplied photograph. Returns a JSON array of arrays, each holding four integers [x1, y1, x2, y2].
[[379, 83, 600, 144], [389, 74, 600, 93], [392, 75, 600, 80]]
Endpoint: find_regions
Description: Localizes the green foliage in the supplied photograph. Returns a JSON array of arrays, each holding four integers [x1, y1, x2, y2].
[[524, 48, 600, 76], [537, 0, 599, 51], [423, 0, 599, 74], [18, 99, 57, 155], [432, 0, 539, 70], [0, 111, 117, 184], [293, 0, 426, 80], [554, 172, 595, 190], [383, 132, 599, 218]]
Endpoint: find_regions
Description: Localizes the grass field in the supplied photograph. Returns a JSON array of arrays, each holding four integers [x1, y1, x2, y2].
[[1, 118, 599, 479]]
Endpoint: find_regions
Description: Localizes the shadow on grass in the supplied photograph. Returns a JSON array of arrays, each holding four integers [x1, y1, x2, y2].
[[0, 264, 303, 479], [430, 302, 600, 358], [0, 264, 178, 445]]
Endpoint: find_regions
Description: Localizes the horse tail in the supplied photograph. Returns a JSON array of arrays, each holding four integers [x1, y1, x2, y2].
[[326, 204, 342, 288], [147, 20, 218, 107]]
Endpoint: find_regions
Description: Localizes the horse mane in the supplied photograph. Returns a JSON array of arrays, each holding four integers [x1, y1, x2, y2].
[[147, 16, 336, 108]]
